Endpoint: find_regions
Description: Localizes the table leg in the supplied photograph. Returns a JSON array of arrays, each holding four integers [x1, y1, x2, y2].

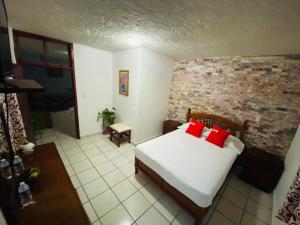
[[128, 130, 131, 143], [118, 132, 121, 147], [109, 128, 112, 141]]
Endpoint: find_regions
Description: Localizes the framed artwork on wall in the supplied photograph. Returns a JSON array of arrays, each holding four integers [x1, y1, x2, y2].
[[119, 70, 129, 96]]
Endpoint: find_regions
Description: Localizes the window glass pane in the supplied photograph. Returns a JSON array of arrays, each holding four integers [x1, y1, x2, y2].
[[19, 37, 44, 62], [47, 42, 69, 65]]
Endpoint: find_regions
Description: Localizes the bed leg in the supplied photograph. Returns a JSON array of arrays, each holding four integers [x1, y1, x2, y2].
[[134, 157, 139, 174]]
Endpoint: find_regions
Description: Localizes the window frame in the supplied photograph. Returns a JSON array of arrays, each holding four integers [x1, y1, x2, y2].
[[13, 30, 72, 69]]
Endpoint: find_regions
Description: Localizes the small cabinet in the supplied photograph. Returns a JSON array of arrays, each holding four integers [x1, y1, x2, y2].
[[163, 120, 182, 134], [239, 147, 284, 192]]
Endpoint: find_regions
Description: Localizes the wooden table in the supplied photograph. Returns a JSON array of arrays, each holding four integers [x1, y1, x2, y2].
[[15, 143, 90, 225]]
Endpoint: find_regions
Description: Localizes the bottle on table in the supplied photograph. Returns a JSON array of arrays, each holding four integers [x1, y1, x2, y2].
[[18, 182, 34, 207], [0, 158, 12, 179], [13, 155, 24, 176]]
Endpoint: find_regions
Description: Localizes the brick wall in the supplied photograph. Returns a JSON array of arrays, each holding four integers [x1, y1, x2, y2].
[[168, 55, 300, 156]]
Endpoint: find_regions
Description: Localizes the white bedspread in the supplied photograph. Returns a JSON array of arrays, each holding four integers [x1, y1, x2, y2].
[[135, 129, 243, 207]]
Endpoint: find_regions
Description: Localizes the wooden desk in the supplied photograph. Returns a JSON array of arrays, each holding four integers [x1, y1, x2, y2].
[[15, 143, 90, 225]]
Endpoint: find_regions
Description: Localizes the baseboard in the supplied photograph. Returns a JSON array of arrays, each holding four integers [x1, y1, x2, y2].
[[131, 133, 162, 146]]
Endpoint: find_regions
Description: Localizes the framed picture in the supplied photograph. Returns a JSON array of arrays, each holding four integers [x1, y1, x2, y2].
[[119, 70, 129, 96]]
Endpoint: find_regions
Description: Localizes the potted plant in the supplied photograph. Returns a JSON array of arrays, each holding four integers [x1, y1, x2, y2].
[[97, 107, 116, 134]]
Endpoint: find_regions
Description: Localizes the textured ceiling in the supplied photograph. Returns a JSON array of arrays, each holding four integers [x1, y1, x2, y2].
[[5, 0, 300, 59]]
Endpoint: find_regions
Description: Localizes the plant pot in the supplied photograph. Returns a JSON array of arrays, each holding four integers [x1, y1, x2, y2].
[[102, 119, 112, 135]]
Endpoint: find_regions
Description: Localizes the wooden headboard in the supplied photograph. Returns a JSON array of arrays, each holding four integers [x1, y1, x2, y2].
[[186, 108, 247, 141]]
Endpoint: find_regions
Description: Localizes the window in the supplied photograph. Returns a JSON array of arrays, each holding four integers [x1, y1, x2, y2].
[[14, 30, 71, 68]]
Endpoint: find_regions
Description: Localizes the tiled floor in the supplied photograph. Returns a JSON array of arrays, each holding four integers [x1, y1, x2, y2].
[[36, 129, 273, 225]]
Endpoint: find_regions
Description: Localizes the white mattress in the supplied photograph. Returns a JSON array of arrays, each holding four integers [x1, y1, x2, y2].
[[135, 129, 243, 207]]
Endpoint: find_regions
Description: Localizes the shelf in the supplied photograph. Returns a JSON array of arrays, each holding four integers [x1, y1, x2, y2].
[[0, 79, 44, 93]]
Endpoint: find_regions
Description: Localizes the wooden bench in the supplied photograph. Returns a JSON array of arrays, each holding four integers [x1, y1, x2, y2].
[[109, 123, 131, 147]]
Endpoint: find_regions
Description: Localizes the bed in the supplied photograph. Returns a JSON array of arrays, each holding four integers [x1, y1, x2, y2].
[[134, 108, 247, 225]]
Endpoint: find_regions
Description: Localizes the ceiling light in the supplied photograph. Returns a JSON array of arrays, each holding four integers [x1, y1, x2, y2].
[[127, 37, 142, 47]]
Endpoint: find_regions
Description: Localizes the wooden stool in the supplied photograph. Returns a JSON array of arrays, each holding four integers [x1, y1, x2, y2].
[[109, 123, 131, 147]]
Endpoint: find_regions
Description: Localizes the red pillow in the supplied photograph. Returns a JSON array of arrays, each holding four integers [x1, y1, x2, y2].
[[206, 124, 230, 147], [185, 120, 205, 138]]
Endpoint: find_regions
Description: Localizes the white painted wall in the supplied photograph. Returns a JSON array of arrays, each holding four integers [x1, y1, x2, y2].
[[272, 125, 300, 225], [136, 49, 173, 143], [74, 44, 113, 137], [112, 48, 173, 144], [8, 26, 17, 63], [112, 48, 142, 142], [0, 209, 7, 225]]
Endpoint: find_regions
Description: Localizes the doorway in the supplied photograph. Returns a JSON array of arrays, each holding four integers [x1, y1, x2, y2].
[[13, 30, 80, 139]]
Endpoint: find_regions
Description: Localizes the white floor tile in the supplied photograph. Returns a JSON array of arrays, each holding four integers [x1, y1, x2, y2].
[[93, 139, 106, 146], [154, 194, 181, 222], [76, 187, 88, 204], [64, 147, 82, 157], [83, 202, 98, 223], [245, 199, 272, 224], [128, 172, 150, 189], [72, 160, 93, 174], [103, 170, 126, 187], [90, 190, 120, 218], [58, 149, 67, 158], [111, 156, 129, 167], [100, 204, 133, 225], [70, 175, 81, 189], [249, 187, 273, 209], [123, 191, 151, 220], [65, 165, 75, 176], [227, 175, 250, 196], [207, 211, 236, 225], [77, 168, 100, 185], [140, 181, 164, 204], [122, 151, 135, 161], [105, 150, 122, 160], [93, 220, 101, 225], [61, 158, 70, 167], [68, 152, 88, 164], [222, 187, 248, 209], [88, 134, 102, 142], [75, 138, 91, 145], [136, 206, 169, 225], [96, 161, 117, 175], [172, 210, 195, 225], [216, 198, 243, 224], [112, 179, 137, 201], [83, 177, 109, 200], [119, 163, 135, 177], [93, 139, 107, 146], [241, 212, 268, 225], [85, 148, 103, 158], [61, 141, 77, 150], [90, 154, 109, 166], [100, 144, 115, 153], [201, 206, 215, 225], [80, 142, 97, 151]]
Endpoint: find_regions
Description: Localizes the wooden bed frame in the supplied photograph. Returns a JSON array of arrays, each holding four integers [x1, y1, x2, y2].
[[135, 108, 247, 225]]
